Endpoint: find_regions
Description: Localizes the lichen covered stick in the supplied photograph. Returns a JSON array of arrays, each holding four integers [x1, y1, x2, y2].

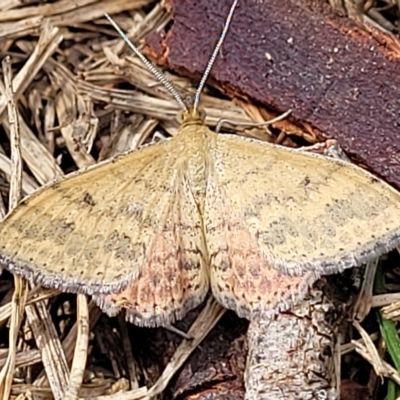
[[245, 279, 341, 400]]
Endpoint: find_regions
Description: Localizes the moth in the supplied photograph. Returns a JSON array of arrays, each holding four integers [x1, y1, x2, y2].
[[1, 0, 400, 326]]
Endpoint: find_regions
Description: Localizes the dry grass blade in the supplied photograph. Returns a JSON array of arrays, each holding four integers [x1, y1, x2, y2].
[[352, 259, 380, 322], [0, 54, 28, 400], [341, 331, 380, 356], [353, 320, 387, 378], [0, 348, 42, 371], [0, 288, 58, 325], [0, 278, 28, 398], [117, 315, 140, 390], [24, 297, 69, 399], [0, 0, 153, 39], [100, 117, 158, 159], [382, 300, 400, 321], [0, 152, 39, 195], [61, 301, 102, 362], [54, 77, 96, 168], [0, 0, 101, 22], [354, 340, 400, 386], [0, 192, 5, 220], [2, 55, 22, 208], [2, 115, 64, 184], [372, 294, 400, 310], [65, 294, 89, 400]]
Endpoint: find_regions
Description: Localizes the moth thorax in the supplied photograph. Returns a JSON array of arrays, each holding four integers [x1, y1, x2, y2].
[[183, 126, 209, 203]]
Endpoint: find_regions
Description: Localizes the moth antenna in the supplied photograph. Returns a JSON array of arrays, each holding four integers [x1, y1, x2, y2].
[[104, 13, 188, 112], [193, 0, 238, 111]]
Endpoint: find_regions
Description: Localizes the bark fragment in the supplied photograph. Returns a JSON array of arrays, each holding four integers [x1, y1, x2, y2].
[[146, 0, 400, 189], [245, 278, 345, 400]]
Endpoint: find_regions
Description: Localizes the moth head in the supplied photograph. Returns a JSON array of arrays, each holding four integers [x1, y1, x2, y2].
[[178, 108, 206, 127]]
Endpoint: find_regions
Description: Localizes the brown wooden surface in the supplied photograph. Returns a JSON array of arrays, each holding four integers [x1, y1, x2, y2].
[[146, 0, 400, 190]]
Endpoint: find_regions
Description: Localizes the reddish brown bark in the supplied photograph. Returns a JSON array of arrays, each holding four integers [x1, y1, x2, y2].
[[146, 0, 400, 190]]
